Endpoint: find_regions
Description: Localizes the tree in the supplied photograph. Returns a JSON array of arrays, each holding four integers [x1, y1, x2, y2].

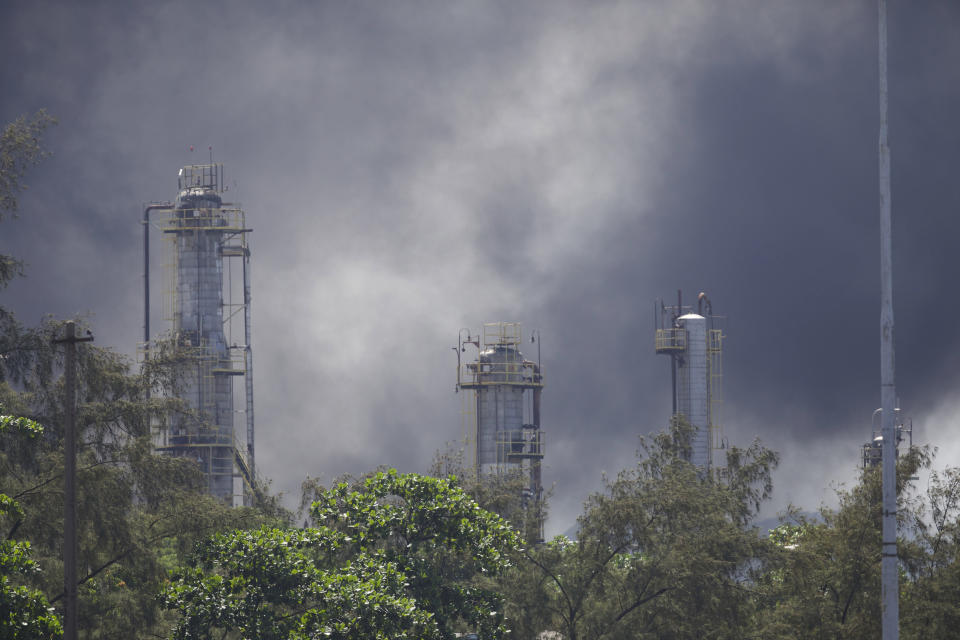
[[501, 417, 779, 640], [164, 470, 522, 640], [0, 415, 62, 640], [752, 446, 930, 639], [0, 110, 56, 287], [0, 115, 63, 639], [0, 110, 55, 217], [901, 465, 960, 638], [0, 329, 288, 639], [429, 444, 549, 545]]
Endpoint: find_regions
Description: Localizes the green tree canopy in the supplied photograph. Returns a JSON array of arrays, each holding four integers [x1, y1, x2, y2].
[[0, 414, 62, 640], [429, 445, 549, 545], [754, 445, 960, 640], [0, 328, 287, 639], [164, 470, 522, 640], [0, 110, 56, 288], [502, 417, 779, 640]]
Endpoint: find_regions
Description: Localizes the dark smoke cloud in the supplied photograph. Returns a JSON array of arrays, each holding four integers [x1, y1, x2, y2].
[[2, 0, 959, 533]]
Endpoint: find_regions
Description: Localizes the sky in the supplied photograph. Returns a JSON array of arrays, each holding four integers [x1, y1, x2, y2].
[[2, 0, 960, 536]]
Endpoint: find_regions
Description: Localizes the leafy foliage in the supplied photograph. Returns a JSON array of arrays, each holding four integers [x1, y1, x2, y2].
[[165, 470, 522, 639], [753, 446, 935, 639], [430, 445, 548, 545], [900, 466, 960, 638], [502, 417, 779, 640], [0, 318, 288, 639], [0, 110, 56, 288], [0, 110, 55, 218], [0, 414, 62, 639]]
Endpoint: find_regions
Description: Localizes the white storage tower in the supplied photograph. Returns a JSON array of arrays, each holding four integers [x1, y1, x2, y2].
[[655, 292, 723, 469]]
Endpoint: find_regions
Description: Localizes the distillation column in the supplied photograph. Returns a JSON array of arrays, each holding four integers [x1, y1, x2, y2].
[[655, 292, 723, 470], [458, 322, 544, 538], [145, 164, 254, 504], [173, 170, 234, 500]]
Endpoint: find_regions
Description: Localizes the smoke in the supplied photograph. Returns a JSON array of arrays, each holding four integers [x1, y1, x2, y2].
[[2, 0, 960, 534]]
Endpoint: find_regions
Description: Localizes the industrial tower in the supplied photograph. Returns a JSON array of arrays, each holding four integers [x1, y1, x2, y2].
[[655, 291, 723, 469], [456, 322, 544, 537], [143, 163, 254, 505]]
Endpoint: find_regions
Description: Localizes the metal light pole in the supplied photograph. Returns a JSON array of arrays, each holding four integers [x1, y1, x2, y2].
[[878, 0, 898, 637]]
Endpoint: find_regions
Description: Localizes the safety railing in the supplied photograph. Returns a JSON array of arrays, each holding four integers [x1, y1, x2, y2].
[[655, 327, 686, 352], [459, 360, 543, 387], [160, 206, 246, 233], [497, 429, 545, 460]]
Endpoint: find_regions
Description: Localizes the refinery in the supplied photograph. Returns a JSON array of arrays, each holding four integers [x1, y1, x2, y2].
[[6, 0, 951, 635], [138, 165, 909, 530]]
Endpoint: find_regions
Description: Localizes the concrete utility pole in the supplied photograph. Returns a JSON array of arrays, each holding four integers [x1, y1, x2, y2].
[[878, 0, 898, 638], [54, 321, 94, 640]]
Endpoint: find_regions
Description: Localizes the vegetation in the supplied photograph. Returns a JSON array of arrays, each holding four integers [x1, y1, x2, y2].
[[0, 302, 290, 638], [164, 471, 521, 639], [754, 446, 960, 640], [500, 418, 779, 640], [0, 415, 62, 639], [0, 110, 56, 287], [429, 446, 548, 545]]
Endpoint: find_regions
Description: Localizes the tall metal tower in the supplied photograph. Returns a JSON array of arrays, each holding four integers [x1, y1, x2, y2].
[[143, 163, 255, 505], [456, 322, 544, 538], [655, 291, 723, 469]]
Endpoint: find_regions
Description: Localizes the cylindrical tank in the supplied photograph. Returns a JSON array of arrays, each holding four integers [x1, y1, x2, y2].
[[676, 314, 710, 467], [476, 344, 525, 471]]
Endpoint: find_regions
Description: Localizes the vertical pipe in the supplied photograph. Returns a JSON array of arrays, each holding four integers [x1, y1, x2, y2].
[[672, 294, 680, 415], [878, 0, 898, 637], [474, 389, 481, 480], [532, 380, 541, 494], [143, 204, 173, 347], [243, 248, 255, 482], [144, 212, 150, 345], [532, 380, 543, 542], [670, 355, 677, 415], [143, 202, 173, 400]]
